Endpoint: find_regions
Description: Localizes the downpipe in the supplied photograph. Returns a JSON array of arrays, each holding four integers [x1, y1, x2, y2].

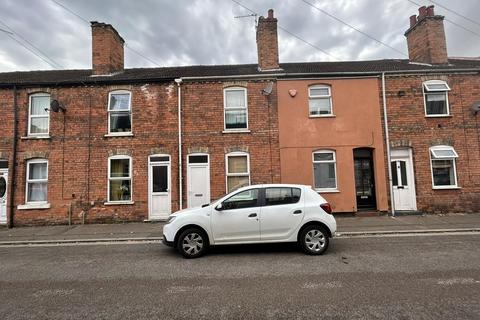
[[175, 78, 183, 210], [382, 73, 395, 217]]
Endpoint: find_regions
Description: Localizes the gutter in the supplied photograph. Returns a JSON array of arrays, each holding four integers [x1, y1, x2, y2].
[[8, 85, 18, 228], [381, 73, 395, 217], [175, 78, 183, 210]]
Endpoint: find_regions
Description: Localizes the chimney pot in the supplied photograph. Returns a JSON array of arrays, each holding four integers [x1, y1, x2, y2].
[[426, 5, 435, 16], [409, 15, 417, 28], [268, 9, 274, 19], [418, 6, 427, 18]]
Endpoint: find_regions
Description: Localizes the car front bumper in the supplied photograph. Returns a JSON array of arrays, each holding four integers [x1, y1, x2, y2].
[[162, 235, 174, 247]]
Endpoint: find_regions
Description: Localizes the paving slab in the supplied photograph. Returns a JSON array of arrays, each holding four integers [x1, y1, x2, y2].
[[0, 213, 478, 243]]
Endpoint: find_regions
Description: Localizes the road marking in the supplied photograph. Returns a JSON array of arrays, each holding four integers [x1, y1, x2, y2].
[[436, 278, 480, 285], [302, 281, 342, 289]]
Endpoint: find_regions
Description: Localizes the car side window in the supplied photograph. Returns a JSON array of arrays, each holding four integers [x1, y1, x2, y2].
[[222, 189, 259, 210], [265, 187, 301, 206]]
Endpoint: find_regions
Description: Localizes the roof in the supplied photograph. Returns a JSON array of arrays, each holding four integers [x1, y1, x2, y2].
[[0, 58, 479, 87]]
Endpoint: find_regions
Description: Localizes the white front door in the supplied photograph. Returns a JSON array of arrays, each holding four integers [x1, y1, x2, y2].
[[148, 155, 171, 220], [0, 170, 7, 225], [187, 154, 210, 208], [391, 149, 417, 211]]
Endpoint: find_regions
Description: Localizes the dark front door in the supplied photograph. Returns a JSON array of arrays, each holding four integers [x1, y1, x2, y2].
[[354, 149, 376, 210]]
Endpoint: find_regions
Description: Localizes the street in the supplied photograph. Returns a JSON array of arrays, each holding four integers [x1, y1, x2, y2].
[[1, 234, 479, 319]]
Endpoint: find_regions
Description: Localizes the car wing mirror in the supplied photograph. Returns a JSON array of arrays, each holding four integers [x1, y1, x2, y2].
[[215, 203, 223, 211]]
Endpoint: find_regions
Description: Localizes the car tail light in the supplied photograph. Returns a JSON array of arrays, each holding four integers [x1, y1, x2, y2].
[[320, 203, 332, 214]]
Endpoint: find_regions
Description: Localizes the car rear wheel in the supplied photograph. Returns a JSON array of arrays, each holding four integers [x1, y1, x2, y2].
[[299, 225, 329, 255], [176, 228, 208, 259]]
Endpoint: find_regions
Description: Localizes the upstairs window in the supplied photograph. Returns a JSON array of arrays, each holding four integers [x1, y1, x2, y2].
[[423, 80, 450, 116], [430, 146, 458, 188], [224, 87, 248, 130], [313, 150, 337, 190], [108, 90, 132, 134], [26, 159, 48, 203], [309, 85, 332, 116], [28, 93, 50, 136], [226, 152, 250, 193], [108, 156, 132, 202]]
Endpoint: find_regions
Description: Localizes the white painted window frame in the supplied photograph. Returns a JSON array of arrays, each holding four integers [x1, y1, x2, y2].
[[312, 150, 338, 192], [223, 87, 249, 131], [429, 145, 459, 189], [423, 80, 451, 117], [308, 85, 333, 117], [107, 155, 133, 203], [25, 158, 48, 204], [28, 93, 50, 137], [225, 152, 250, 193], [107, 90, 132, 135]]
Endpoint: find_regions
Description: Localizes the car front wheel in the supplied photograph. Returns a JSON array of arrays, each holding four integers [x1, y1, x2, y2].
[[176, 228, 208, 259], [299, 225, 329, 255]]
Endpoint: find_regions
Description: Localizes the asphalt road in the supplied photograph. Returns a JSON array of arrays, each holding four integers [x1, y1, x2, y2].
[[1, 234, 479, 320]]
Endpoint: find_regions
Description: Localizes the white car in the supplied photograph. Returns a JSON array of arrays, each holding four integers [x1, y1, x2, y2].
[[163, 184, 336, 258]]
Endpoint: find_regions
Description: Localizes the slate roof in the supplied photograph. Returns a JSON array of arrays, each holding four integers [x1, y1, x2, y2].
[[0, 58, 479, 87]]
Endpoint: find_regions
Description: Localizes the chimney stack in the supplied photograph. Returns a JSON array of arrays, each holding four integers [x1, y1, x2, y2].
[[405, 5, 448, 65], [91, 22, 125, 75], [256, 9, 280, 71]]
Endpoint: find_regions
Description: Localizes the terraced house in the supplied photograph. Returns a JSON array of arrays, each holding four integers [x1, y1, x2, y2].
[[0, 6, 479, 226]]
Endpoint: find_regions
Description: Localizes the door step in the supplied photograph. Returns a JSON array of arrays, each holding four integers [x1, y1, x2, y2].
[[354, 210, 386, 217]]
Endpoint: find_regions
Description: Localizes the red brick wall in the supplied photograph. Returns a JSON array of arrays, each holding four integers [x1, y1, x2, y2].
[[3, 79, 280, 226], [405, 16, 448, 65], [385, 73, 480, 213], [91, 22, 124, 75], [256, 10, 280, 71]]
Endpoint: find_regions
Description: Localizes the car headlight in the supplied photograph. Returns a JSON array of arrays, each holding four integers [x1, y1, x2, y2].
[[166, 216, 176, 224]]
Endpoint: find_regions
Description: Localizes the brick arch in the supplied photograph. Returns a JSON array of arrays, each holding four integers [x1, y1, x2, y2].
[[187, 147, 209, 154], [224, 146, 249, 154], [22, 151, 49, 160], [108, 149, 132, 157]]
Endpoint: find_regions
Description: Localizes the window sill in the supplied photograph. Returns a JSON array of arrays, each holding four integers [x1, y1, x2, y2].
[[425, 115, 452, 118], [309, 115, 335, 118], [432, 186, 461, 190], [21, 136, 51, 140], [222, 129, 251, 134], [104, 201, 135, 205], [17, 203, 51, 210], [104, 133, 134, 138], [315, 189, 340, 193]]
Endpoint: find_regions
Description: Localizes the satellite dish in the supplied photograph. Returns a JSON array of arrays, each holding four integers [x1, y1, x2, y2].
[[50, 100, 66, 113], [262, 82, 273, 96]]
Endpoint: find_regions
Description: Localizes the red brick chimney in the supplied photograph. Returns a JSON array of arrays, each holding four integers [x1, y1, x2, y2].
[[405, 5, 448, 65], [256, 9, 280, 71], [91, 21, 125, 75]]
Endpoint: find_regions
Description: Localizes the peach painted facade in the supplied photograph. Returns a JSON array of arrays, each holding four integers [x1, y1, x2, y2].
[[277, 77, 388, 213]]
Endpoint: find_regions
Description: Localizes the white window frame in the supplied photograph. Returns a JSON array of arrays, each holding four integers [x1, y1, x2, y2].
[[107, 155, 133, 203], [308, 85, 333, 117], [25, 158, 48, 204], [28, 93, 50, 137], [429, 145, 459, 189], [223, 87, 249, 131], [107, 90, 132, 135], [423, 80, 451, 117], [225, 152, 250, 193], [312, 150, 338, 191]]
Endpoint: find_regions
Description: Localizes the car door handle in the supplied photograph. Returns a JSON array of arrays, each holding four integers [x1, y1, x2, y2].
[[248, 213, 257, 218], [293, 210, 302, 214]]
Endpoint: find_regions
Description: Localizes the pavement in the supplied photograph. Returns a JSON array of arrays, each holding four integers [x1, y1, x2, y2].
[[0, 213, 479, 245]]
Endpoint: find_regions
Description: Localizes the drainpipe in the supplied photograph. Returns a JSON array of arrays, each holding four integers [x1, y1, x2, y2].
[[8, 85, 18, 228], [382, 73, 395, 217], [175, 78, 183, 210]]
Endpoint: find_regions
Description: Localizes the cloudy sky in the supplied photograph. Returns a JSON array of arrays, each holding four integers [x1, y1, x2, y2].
[[0, 0, 479, 72]]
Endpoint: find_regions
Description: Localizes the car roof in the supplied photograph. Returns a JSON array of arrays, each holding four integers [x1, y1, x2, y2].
[[237, 184, 310, 191]]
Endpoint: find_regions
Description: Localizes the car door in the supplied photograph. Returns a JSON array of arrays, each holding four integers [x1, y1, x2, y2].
[[259, 187, 304, 241], [211, 188, 261, 244]]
